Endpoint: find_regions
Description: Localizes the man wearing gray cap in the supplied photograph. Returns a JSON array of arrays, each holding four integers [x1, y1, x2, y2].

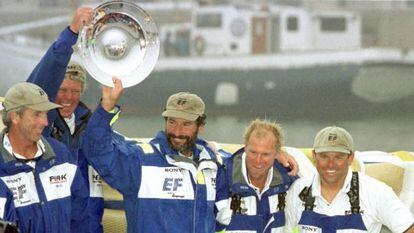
[[82, 84, 224, 233], [0, 82, 89, 233], [285, 126, 414, 232]]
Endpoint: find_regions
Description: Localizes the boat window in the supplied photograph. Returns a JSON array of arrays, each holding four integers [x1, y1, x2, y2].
[[320, 16, 346, 31], [196, 13, 222, 28], [287, 16, 298, 31]]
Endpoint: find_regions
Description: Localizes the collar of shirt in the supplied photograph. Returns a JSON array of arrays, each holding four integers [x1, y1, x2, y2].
[[3, 133, 45, 160], [64, 113, 76, 135], [179, 151, 193, 160], [311, 169, 353, 199], [241, 152, 273, 198]]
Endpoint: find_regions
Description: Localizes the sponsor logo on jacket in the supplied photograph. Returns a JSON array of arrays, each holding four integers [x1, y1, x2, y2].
[[49, 174, 67, 184], [300, 225, 320, 232]]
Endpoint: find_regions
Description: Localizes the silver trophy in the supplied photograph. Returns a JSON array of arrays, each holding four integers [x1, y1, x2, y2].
[[79, 1, 160, 88]]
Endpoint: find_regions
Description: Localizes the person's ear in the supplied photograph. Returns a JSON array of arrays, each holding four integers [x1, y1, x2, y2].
[[198, 124, 205, 134], [9, 111, 20, 125]]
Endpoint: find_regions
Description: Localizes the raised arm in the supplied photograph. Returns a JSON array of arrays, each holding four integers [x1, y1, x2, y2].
[[82, 78, 143, 195], [27, 7, 93, 101]]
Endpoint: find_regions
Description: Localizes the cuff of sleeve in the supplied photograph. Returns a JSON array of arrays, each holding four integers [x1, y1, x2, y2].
[[96, 103, 117, 118], [96, 103, 121, 126]]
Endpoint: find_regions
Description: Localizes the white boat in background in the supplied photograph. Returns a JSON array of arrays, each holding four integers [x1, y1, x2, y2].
[[160, 3, 361, 57]]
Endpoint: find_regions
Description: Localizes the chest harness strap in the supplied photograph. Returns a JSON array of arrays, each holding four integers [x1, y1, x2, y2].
[[230, 192, 288, 214], [347, 172, 361, 214], [299, 172, 360, 213], [277, 192, 287, 211], [299, 185, 315, 211], [230, 194, 243, 214]]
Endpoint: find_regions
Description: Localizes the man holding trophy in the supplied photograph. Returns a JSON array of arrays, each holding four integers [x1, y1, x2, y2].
[[26, 6, 106, 233], [27, 2, 226, 232]]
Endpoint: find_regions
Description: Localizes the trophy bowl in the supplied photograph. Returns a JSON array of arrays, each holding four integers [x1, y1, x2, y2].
[[79, 1, 160, 88]]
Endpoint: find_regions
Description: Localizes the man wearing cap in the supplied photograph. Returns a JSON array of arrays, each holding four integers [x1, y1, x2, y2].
[[285, 126, 414, 232], [83, 83, 223, 232], [25, 7, 105, 233], [0, 82, 89, 232], [215, 119, 297, 233]]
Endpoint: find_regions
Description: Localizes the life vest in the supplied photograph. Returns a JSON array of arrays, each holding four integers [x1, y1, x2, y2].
[[297, 172, 367, 232], [223, 149, 296, 233]]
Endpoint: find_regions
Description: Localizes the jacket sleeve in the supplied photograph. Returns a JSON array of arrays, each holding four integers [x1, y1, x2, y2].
[[82, 103, 142, 196], [26, 27, 78, 102], [70, 163, 90, 233], [215, 164, 232, 232]]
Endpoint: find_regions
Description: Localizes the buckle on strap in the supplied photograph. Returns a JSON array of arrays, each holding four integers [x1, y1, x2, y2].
[[299, 185, 315, 211], [277, 192, 287, 211], [230, 194, 243, 214]]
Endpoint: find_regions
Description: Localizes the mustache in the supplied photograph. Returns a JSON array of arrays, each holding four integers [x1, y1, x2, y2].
[[167, 134, 190, 140]]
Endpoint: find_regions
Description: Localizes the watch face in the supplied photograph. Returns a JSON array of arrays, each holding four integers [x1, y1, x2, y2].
[[230, 18, 247, 38]]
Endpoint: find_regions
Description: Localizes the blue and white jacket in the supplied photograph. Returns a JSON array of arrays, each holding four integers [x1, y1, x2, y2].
[[216, 148, 297, 233], [26, 27, 104, 233], [0, 131, 89, 233], [0, 178, 16, 223], [82, 104, 223, 233]]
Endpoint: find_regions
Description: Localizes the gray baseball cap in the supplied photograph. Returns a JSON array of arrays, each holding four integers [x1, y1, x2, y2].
[[3, 82, 61, 112], [313, 126, 354, 154], [162, 92, 205, 121]]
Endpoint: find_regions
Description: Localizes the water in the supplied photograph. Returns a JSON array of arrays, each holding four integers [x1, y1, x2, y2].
[[112, 114, 414, 152], [1, 39, 414, 153]]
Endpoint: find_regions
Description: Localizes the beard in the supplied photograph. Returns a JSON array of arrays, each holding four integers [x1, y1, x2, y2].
[[166, 131, 198, 156]]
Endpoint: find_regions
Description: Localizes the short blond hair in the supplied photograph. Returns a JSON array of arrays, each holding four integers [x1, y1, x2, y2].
[[244, 118, 284, 152]]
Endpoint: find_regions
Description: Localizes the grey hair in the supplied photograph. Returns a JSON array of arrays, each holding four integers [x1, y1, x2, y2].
[[2, 107, 26, 132], [244, 118, 284, 152]]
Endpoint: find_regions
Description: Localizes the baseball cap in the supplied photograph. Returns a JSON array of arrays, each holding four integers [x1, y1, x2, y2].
[[66, 61, 86, 84], [3, 82, 61, 112], [161, 92, 205, 121], [313, 126, 354, 154]]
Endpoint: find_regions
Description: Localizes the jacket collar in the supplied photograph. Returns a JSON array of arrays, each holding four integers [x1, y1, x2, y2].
[[0, 129, 56, 164]]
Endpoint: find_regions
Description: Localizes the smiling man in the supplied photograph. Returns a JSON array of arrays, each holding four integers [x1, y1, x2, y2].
[[82, 84, 225, 233], [285, 126, 414, 233], [54, 61, 86, 119], [0, 82, 89, 233], [215, 119, 297, 233]]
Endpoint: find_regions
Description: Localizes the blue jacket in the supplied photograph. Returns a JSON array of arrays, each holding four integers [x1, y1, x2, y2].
[[0, 179, 17, 223], [216, 148, 297, 233], [26, 27, 103, 233], [0, 131, 89, 233], [83, 104, 223, 233]]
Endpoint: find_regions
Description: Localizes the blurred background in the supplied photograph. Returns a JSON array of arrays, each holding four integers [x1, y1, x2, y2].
[[1, 0, 414, 151]]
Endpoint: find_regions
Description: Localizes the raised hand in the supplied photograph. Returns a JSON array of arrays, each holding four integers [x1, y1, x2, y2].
[[69, 6, 94, 34], [102, 77, 124, 112]]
